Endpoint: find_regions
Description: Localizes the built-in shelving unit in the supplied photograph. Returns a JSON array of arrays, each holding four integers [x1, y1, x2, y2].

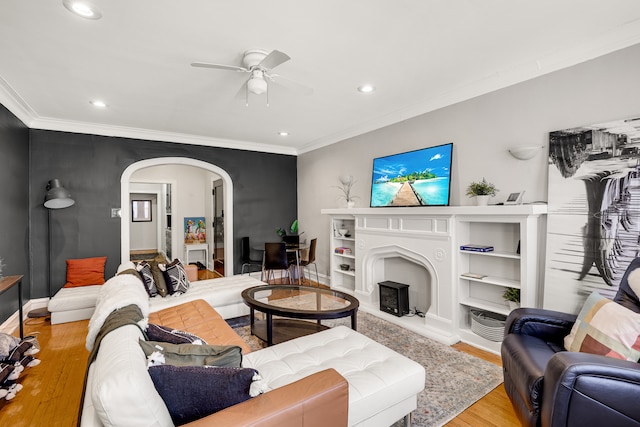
[[455, 212, 543, 353], [328, 215, 356, 293]]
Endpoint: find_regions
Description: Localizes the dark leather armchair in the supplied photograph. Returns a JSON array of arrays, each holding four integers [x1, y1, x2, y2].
[[501, 257, 640, 427]]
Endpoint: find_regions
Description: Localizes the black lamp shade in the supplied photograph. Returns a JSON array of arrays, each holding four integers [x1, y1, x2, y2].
[[44, 179, 75, 209]]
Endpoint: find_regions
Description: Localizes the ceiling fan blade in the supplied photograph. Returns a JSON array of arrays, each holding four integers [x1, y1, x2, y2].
[[258, 50, 290, 70], [234, 80, 248, 100], [270, 74, 314, 96], [191, 62, 248, 73]]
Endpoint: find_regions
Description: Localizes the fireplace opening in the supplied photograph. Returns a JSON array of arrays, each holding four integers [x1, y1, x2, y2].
[[375, 256, 431, 316]]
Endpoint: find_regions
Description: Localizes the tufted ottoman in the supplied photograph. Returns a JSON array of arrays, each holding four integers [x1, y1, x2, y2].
[[243, 325, 426, 426]]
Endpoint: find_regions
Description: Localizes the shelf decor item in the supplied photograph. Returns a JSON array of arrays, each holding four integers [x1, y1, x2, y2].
[[460, 244, 494, 252], [465, 178, 498, 206], [470, 310, 507, 342], [335, 175, 358, 208], [503, 287, 521, 310]]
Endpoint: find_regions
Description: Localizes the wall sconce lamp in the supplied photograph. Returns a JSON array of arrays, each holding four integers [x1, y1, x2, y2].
[[28, 179, 75, 318], [508, 145, 544, 160]]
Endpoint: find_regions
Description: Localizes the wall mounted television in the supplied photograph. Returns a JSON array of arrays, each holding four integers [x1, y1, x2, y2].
[[370, 143, 453, 207]]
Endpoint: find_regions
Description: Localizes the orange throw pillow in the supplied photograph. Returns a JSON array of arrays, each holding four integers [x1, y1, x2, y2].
[[64, 256, 107, 288]]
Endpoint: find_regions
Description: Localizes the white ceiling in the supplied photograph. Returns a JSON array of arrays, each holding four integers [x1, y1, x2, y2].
[[2, 1, 640, 155]]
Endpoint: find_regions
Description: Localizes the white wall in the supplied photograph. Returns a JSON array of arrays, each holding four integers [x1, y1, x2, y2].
[[298, 43, 640, 305], [131, 164, 220, 264], [129, 193, 158, 250]]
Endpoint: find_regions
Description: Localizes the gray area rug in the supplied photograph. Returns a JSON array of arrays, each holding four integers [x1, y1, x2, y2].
[[231, 311, 504, 426]]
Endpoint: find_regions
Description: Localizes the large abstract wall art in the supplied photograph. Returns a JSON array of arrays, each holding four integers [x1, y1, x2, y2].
[[544, 117, 640, 313]]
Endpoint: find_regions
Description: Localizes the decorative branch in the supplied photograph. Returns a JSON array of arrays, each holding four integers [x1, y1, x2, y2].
[[334, 175, 359, 202]]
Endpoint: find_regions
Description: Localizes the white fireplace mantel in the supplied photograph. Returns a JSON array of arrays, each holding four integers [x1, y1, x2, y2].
[[322, 204, 548, 217], [322, 204, 548, 353]]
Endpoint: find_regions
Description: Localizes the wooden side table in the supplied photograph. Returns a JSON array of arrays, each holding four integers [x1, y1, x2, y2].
[[0, 275, 24, 338]]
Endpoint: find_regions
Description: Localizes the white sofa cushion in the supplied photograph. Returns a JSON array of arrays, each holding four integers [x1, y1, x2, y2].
[[90, 325, 173, 427], [148, 275, 262, 318], [48, 285, 102, 312], [243, 325, 425, 426]]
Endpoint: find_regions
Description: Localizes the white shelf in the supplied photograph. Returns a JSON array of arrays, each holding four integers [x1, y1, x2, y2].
[[334, 253, 355, 260], [459, 250, 520, 259], [459, 274, 520, 288], [334, 269, 356, 277], [458, 328, 503, 354], [460, 297, 511, 316], [334, 236, 355, 242]]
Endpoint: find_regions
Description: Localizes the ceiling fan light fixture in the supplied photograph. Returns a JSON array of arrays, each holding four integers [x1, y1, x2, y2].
[[247, 76, 268, 95], [62, 0, 102, 19]]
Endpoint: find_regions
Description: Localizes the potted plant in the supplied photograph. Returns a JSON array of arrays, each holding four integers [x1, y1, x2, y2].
[[503, 287, 520, 310], [335, 175, 358, 208], [466, 178, 498, 206]]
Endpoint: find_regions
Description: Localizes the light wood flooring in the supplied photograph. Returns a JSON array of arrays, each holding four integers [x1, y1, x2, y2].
[[0, 276, 520, 427]]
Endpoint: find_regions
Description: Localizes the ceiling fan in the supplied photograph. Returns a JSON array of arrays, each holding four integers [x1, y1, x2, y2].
[[191, 49, 309, 106]]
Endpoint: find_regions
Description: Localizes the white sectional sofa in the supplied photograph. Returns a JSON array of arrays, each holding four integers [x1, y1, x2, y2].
[[80, 266, 427, 426], [48, 262, 263, 324]]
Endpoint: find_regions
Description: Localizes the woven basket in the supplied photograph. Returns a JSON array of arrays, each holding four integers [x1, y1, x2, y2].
[[470, 310, 507, 342]]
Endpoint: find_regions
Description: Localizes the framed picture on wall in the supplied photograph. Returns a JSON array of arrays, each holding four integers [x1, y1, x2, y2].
[[132, 200, 152, 222], [545, 116, 640, 314], [184, 217, 206, 244]]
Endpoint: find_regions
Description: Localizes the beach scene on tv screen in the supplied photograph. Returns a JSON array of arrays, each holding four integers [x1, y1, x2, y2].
[[371, 144, 452, 207]]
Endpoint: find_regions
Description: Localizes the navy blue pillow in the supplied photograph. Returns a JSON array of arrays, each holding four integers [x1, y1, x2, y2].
[[146, 324, 207, 345], [148, 365, 259, 425]]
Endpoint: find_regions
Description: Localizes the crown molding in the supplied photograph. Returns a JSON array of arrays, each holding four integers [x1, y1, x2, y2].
[[0, 75, 38, 127], [28, 117, 298, 156]]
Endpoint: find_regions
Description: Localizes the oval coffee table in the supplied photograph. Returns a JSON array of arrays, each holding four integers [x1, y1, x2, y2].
[[241, 285, 359, 346]]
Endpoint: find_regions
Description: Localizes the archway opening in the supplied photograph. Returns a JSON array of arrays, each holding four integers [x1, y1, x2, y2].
[[121, 157, 234, 276]]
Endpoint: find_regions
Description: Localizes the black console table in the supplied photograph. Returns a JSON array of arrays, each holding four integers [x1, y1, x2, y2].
[[0, 275, 24, 338]]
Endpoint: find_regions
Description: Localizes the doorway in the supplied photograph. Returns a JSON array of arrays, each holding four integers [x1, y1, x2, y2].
[[129, 183, 171, 259], [121, 157, 234, 276], [212, 179, 224, 275]]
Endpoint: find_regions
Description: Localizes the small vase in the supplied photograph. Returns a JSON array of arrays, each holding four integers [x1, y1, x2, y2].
[[475, 195, 489, 206], [347, 200, 355, 208], [508, 301, 520, 311]]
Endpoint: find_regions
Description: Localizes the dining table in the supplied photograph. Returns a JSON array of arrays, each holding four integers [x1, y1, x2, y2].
[[253, 242, 309, 285]]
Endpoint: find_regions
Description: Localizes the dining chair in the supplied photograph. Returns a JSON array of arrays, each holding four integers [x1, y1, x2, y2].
[[240, 237, 263, 275], [263, 242, 291, 284], [298, 238, 319, 286]]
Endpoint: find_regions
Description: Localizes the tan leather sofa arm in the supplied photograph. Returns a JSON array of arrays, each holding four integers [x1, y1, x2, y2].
[[183, 368, 349, 427]]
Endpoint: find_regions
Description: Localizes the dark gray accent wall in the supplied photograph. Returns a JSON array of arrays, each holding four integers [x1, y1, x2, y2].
[[0, 104, 29, 323], [29, 129, 297, 301]]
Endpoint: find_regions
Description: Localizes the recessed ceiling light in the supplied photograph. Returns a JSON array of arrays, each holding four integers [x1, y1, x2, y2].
[[278, 131, 289, 137], [357, 84, 376, 93], [90, 100, 107, 108], [62, 0, 102, 19]]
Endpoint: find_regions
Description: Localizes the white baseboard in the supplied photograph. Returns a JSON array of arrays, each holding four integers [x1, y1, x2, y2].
[[0, 298, 48, 335]]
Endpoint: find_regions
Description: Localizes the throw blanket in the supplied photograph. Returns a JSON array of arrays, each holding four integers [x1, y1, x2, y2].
[[86, 273, 149, 351], [80, 304, 146, 426], [87, 304, 145, 367]]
